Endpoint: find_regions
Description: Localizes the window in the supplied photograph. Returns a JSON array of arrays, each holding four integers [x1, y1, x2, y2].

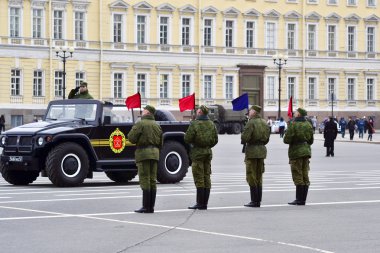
[[203, 19, 213, 46], [33, 70, 43, 97], [267, 76, 275, 100], [327, 25, 336, 51], [182, 18, 191, 46], [287, 77, 295, 99], [113, 14, 122, 43], [308, 77, 316, 99], [11, 69, 21, 96], [347, 26, 356, 52], [368, 0, 376, 6], [308, 0, 317, 2], [367, 78, 374, 100], [159, 74, 169, 98], [246, 21, 255, 48], [328, 0, 337, 4], [348, 0, 356, 5], [287, 23, 296, 50], [328, 78, 336, 99], [32, 9, 43, 38], [347, 78, 355, 100], [75, 72, 85, 88], [181, 74, 191, 97], [53, 10, 63, 39], [137, 73, 146, 98], [367, 27, 375, 52], [11, 115, 23, 128], [54, 71, 63, 97], [159, 17, 169, 45], [225, 76, 233, 99], [10, 7, 21, 37], [113, 73, 123, 98], [307, 24, 316, 50], [137, 15, 146, 44], [266, 22, 276, 49], [225, 20, 234, 48], [204, 75, 213, 99], [75, 12, 85, 41]]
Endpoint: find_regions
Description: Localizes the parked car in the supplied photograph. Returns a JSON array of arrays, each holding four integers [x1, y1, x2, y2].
[[271, 121, 287, 134], [318, 120, 341, 134]]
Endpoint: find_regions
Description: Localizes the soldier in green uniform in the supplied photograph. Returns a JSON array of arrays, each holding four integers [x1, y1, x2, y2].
[[128, 105, 163, 213], [185, 105, 218, 210], [68, 81, 94, 99], [241, 105, 270, 208], [283, 108, 314, 205]]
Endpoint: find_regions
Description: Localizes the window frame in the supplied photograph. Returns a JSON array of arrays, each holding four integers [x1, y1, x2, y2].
[[31, 8, 44, 39], [265, 21, 277, 49], [11, 69, 22, 96], [245, 20, 256, 48], [33, 70, 44, 97], [9, 7, 22, 38]]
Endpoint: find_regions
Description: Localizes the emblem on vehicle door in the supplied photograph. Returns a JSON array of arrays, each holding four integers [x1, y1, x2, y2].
[[109, 128, 126, 153]]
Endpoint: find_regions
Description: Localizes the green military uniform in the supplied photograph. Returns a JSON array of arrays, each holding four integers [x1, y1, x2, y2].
[[283, 108, 314, 205], [185, 105, 218, 210], [128, 105, 162, 213], [241, 105, 270, 207], [68, 82, 94, 99]]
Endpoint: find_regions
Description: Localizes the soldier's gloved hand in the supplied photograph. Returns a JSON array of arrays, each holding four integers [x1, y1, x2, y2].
[[74, 86, 80, 93]]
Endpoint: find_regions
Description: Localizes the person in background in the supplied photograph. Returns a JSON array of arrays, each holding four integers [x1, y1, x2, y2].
[[0, 115, 5, 132], [363, 116, 368, 134], [367, 117, 375, 141], [267, 117, 273, 129], [279, 117, 286, 138], [311, 116, 317, 134], [339, 117, 347, 138], [324, 117, 338, 157], [357, 117, 365, 139], [347, 117, 356, 140]]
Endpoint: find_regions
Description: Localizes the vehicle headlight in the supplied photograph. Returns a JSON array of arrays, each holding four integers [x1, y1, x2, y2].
[[1, 136, 6, 145], [37, 137, 44, 146]]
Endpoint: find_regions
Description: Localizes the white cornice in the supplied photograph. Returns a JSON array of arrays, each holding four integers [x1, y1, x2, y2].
[[134, 64, 152, 70], [179, 4, 196, 14], [364, 71, 378, 76], [110, 63, 129, 69], [31, 0, 48, 8], [222, 67, 239, 72], [156, 65, 176, 71], [179, 65, 197, 71], [201, 66, 219, 72], [9, 0, 23, 7], [344, 71, 360, 75]]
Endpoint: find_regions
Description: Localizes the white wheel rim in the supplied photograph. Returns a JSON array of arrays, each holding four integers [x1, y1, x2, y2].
[[165, 151, 182, 175], [60, 153, 82, 178]]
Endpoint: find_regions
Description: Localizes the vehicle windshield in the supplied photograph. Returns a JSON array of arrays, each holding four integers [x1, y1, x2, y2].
[[103, 105, 134, 124], [46, 103, 98, 121]]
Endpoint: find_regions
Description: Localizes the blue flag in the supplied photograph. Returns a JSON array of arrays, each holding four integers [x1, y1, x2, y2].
[[232, 93, 249, 111]]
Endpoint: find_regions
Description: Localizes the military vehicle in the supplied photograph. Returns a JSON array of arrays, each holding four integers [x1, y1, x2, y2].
[[0, 99, 190, 187], [208, 104, 247, 134]]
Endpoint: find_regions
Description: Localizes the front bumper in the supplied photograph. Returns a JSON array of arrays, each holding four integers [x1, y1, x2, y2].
[[0, 155, 40, 172]]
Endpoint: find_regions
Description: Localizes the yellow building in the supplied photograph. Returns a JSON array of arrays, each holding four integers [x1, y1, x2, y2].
[[0, 0, 379, 128]]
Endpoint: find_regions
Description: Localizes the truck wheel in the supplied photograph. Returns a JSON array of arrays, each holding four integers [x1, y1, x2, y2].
[[105, 171, 137, 183], [232, 123, 242, 134], [157, 141, 189, 183], [0, 162, 39, 185], [46, 143, 89, 187]]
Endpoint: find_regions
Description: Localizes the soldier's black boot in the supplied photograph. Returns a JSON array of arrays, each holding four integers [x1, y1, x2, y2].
[[288, 185, 302, 205], [254, 186, 262, 208], [298, 185, 309, 206], [199, 188, 210, 210], [135, 190, 150, 213], [147, 189, 156, 213], [188, 188, 204, 209], [244, 186, 256, 207]]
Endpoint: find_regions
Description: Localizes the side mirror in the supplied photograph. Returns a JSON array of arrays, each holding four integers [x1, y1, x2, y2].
[[103, 116, 111, 125]]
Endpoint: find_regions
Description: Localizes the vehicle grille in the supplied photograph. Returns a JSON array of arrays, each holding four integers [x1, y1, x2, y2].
[[20, 136, 32, 146], [7, 136, 17, 145], [3, 135, 34, 154]]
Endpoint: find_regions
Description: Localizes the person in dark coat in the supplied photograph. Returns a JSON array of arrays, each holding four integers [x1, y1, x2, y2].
[[347, 117, 356, 140], [324, 117, 338, 157], [367, 117, 375, 141]]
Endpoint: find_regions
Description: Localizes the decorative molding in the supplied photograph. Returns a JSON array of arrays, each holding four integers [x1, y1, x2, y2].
[[324, 70, 341, 75], [223, 7, 240, 17], [156, 3, 176, 13], [72, 0, 91, 11], [222, 67, 240, 72], [134, 64, 152, 70], [109, 0, 129, 10], [110, 63, 129, 69], [201, 66, 219, 72], [364, 71, 378, 76], [263, 9, 281, 19], [156, 65, 176, 71], [364, 14, 380, 24], [8, 0, 23, 7], [344, 13, 361, 23], [284, 10, 302, 20], [305, 11, 322, 21], [31, 0, 48, 8], [179, 65, 197, 71], [52, 0, 69, 10], [243, 8, 260, 18], [325, 12, 341, 23], [344, 71, 360, 75], [179, 4, 196, 14], [284, 68, 301, 74], [133, 1, 153, 11], [305, 69, 321, 75], [202, 6, 219, 15]]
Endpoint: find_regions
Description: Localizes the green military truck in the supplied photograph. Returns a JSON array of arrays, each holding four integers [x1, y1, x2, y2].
[[208, 104, 247, 134], [0, 99, 190, 187]]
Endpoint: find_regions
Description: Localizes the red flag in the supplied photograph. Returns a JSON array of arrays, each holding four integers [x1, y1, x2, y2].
[[179, 93, 195, 112], [287, 96, 293, 119], [125, 92, 141, 109]]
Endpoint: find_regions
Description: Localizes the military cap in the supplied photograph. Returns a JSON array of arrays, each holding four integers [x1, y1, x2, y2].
[[297, 108, 307, 117], [199, 105, 209, 115], [249, 105, 261, 113], [80, 81, 88, 87], [144, 105, 156, 114]]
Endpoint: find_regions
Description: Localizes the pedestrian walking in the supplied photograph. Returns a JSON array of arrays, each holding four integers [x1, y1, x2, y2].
[[68, 81, 94, 99], [185, 105, 218, 210], [367, 117, 375, 141], [241, 105, 270, 208], [279, 117, 286, 138], [284, 108, 314, 206], [339, 117, 347, 138], [324, 117, 338, 157], [128, 105, 163, 213], [0, 115, 5, 132], [347, 117, 356, 140], [267, 117, 273, 128], [358, 118, 365, 139]]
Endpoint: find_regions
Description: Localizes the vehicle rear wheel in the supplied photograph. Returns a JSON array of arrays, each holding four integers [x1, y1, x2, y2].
[[46, 142, 89, 187], [0, 162, 39, 185], [105, 171, 137, 183], [232, 123, 242, 134], [157, 141, 189, 183]]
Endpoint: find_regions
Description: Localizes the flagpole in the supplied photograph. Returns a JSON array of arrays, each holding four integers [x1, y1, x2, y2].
[[131, 108, 135, 123]]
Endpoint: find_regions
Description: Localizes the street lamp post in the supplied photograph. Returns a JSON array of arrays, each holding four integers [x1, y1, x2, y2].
[[54, 46, 74, 99], [273, 54, 288, 120]]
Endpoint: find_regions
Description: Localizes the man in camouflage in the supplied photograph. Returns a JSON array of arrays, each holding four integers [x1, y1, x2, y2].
[[128, 105, 163, 213], [185, 105, 218, 210], [241, 105, 270, 208], [68, 81, 94, 99], [284, 108, 314, 205]]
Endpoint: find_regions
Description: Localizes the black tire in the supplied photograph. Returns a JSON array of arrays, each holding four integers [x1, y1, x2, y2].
[[157, 141, 189, 183], [46, 142, 89, 187], [105, 171, 137, 183], [232, 123, 242, 134], [0, 162, 39, 185]]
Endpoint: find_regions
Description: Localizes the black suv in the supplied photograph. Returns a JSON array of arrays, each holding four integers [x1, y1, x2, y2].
[[0, 99, 190, 187]]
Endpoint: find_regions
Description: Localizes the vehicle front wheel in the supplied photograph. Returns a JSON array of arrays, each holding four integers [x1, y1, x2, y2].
[[105, 171, 137, 183], [232, 123, 242, 134], [157, 141, 189, 183], [0, 162, 39, 185], [46, 143, 89, 187]]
